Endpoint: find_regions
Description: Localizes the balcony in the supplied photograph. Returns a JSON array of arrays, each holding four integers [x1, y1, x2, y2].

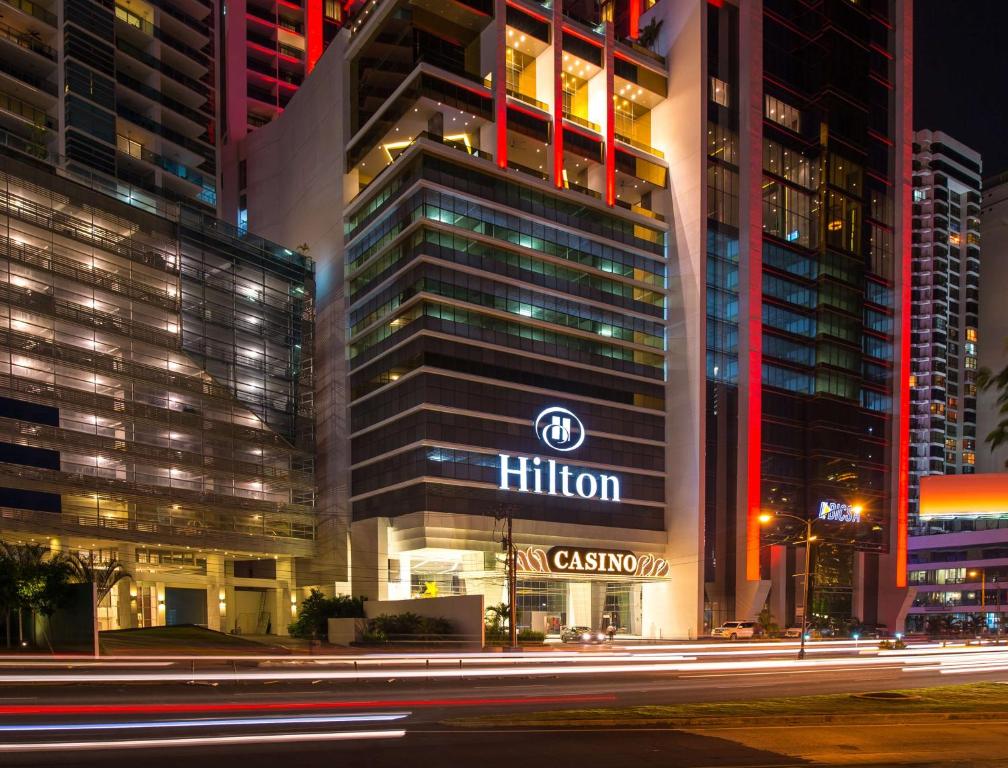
[[0, 19, 55, 61], [2, 0, 55, 28]]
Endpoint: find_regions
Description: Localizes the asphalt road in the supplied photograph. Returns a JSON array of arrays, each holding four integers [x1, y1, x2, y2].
[[1, 641, 1008, 767]]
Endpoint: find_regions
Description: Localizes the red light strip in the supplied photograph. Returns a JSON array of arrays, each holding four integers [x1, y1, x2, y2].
[[629, 0, 640, 39], [604, 21, 615, 207], [306, 0, 323, 73], [495, 0, 507, 168], [553, 0, 563, 188], [894, 2, 911, 587], [0, 694, 616, 717]]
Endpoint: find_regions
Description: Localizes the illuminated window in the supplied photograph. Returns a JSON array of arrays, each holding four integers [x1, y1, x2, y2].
[[913, 188, 926, 203], [949, 232, 961, 246], [965, 355, 977, 370], [324, 0, 341, 20], [765, 95, 801, 132], [966, 327, 978, 342], [710, 76, 730, 108], [964, 452, 976, 465], [909, 374, 917, 387]]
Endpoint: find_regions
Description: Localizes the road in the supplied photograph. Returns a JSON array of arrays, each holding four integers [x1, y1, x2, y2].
[[1, 640, 1008, 767]]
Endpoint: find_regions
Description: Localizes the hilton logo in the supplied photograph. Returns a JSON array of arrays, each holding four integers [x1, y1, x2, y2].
[[534, 407, 585, 452], [498, 407, 621, 502]]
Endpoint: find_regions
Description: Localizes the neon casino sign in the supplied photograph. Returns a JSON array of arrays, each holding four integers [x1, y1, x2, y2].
[[817, 500, 862, 523], [498, 407, 621, 502]]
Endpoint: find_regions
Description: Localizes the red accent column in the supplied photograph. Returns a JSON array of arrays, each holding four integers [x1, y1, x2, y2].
[[629, 0, 641, 40], [306, 0, 324, 73], [552, 0, 563, 187], [894, 12, 912, 589], [495, 0, 508, 168], [604, 20, 615, 207]]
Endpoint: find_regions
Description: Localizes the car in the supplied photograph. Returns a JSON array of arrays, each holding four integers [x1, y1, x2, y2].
[[784, 626, 803, 639], [560, 626, 607, 643], [711, 621, 756, 640]]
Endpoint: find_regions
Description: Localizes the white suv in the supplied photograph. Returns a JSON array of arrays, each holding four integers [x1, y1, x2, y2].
[[712, 621, 756, 640]]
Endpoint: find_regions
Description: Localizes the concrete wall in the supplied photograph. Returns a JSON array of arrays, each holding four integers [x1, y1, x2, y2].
[[979, 180, 1008, 473], [239, 36, 351, 588], [364, 594, 485, 644], [646, 0, 705, 639]]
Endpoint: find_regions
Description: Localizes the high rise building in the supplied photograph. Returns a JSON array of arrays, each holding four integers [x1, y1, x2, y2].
[[0, 142, 315, 636], [219, 0, 367, 229], [908, 131, 982, 527], [231, 0, 911, 636], [978, 173, 1008, 473], [0, 0, 218, 211]]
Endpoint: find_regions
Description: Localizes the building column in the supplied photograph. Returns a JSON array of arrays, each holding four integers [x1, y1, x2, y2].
[[351, 517, 389, 601], [769, 544, 788, 627], [154, 581, 166, 627], [205, 554, 225, 632]]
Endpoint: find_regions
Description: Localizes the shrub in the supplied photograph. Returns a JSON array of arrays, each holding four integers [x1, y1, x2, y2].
[[368, 612, 453, 638], [878, 638, 907, 650], [518, 629, 545, 643], [288, 589, 366, 639]]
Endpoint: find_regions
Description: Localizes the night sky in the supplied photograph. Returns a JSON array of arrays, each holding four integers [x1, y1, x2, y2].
[[914, 0, 1008, 177]]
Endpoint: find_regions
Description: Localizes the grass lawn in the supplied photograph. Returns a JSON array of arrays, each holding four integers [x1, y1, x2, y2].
[[99, 625, 290, 655], [447, 682, 1008, 728]]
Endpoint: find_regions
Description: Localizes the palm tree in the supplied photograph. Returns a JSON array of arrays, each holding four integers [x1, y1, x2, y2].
[[0, 543, 71, 649], [67, 553, 131, 655], [67, 553, 131, 604], [978, 355, 1008, 468], [637, 18, 663, 50]]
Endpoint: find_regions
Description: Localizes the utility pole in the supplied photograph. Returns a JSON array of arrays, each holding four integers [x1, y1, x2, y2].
[[496, 502, 518, 650], [507, 509, 517, 649]]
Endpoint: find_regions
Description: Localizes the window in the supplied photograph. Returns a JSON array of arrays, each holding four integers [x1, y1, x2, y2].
[[964, 451, 976, 465], [710, 76, 730, 107], [762, 177, 818, 247], [765, 95, 800, 132], [912, 188, 926, 203], [966, 327, 978, 342], [708, 123, 738, 165], [825, 191, 861, 255], [707, 165, 739, 227]]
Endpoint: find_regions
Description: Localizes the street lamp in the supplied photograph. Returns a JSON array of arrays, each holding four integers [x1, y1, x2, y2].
[[968, 568, 1001, 643], [759, 512, 817, 660]]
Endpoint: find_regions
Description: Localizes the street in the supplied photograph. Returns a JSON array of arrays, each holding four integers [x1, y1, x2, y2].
[[2, 640, 1008, 766]]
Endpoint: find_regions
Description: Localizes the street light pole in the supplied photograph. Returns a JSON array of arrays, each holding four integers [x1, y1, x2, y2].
[[759, 512, 816, 661], [800, 517, 812, 661]]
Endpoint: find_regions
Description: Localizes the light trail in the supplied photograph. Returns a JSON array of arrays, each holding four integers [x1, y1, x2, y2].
[[0, 653, 945, 684], [0, 712, 409, 733], [0, 730, 407, 753], [0, 693, 617, 717]]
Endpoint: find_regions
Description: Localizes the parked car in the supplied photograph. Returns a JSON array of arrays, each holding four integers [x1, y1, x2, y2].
[[560, 626, 606, 643], [712, 621, 756, 640], [784, 626, 803, 639]]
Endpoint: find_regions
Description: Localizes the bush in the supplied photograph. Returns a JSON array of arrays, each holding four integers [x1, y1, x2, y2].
[[367, 612, 454, 639], [878, 638, 907, 650], [518, 629, 545, 643], [288, 589, 366, 639]]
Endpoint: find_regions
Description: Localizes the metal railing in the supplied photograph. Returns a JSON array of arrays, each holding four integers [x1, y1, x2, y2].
[[2, 0, 56, 27], [614, 131, 665, 159], [0, 18, 55, 59]]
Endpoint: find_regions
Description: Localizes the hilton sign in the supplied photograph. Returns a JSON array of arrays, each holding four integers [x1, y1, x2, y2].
[[498, 407, 621, 502]]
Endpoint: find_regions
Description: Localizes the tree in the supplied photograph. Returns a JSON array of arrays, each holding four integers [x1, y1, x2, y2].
[[66, 553, 131, 604], [637, 18, 663, 50], [0, 557, 16, 649], [0, 543, 73, 650], [757, 606, 779, 638], [287, 590, 365, 639], [978, 355, 1008, 468]]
